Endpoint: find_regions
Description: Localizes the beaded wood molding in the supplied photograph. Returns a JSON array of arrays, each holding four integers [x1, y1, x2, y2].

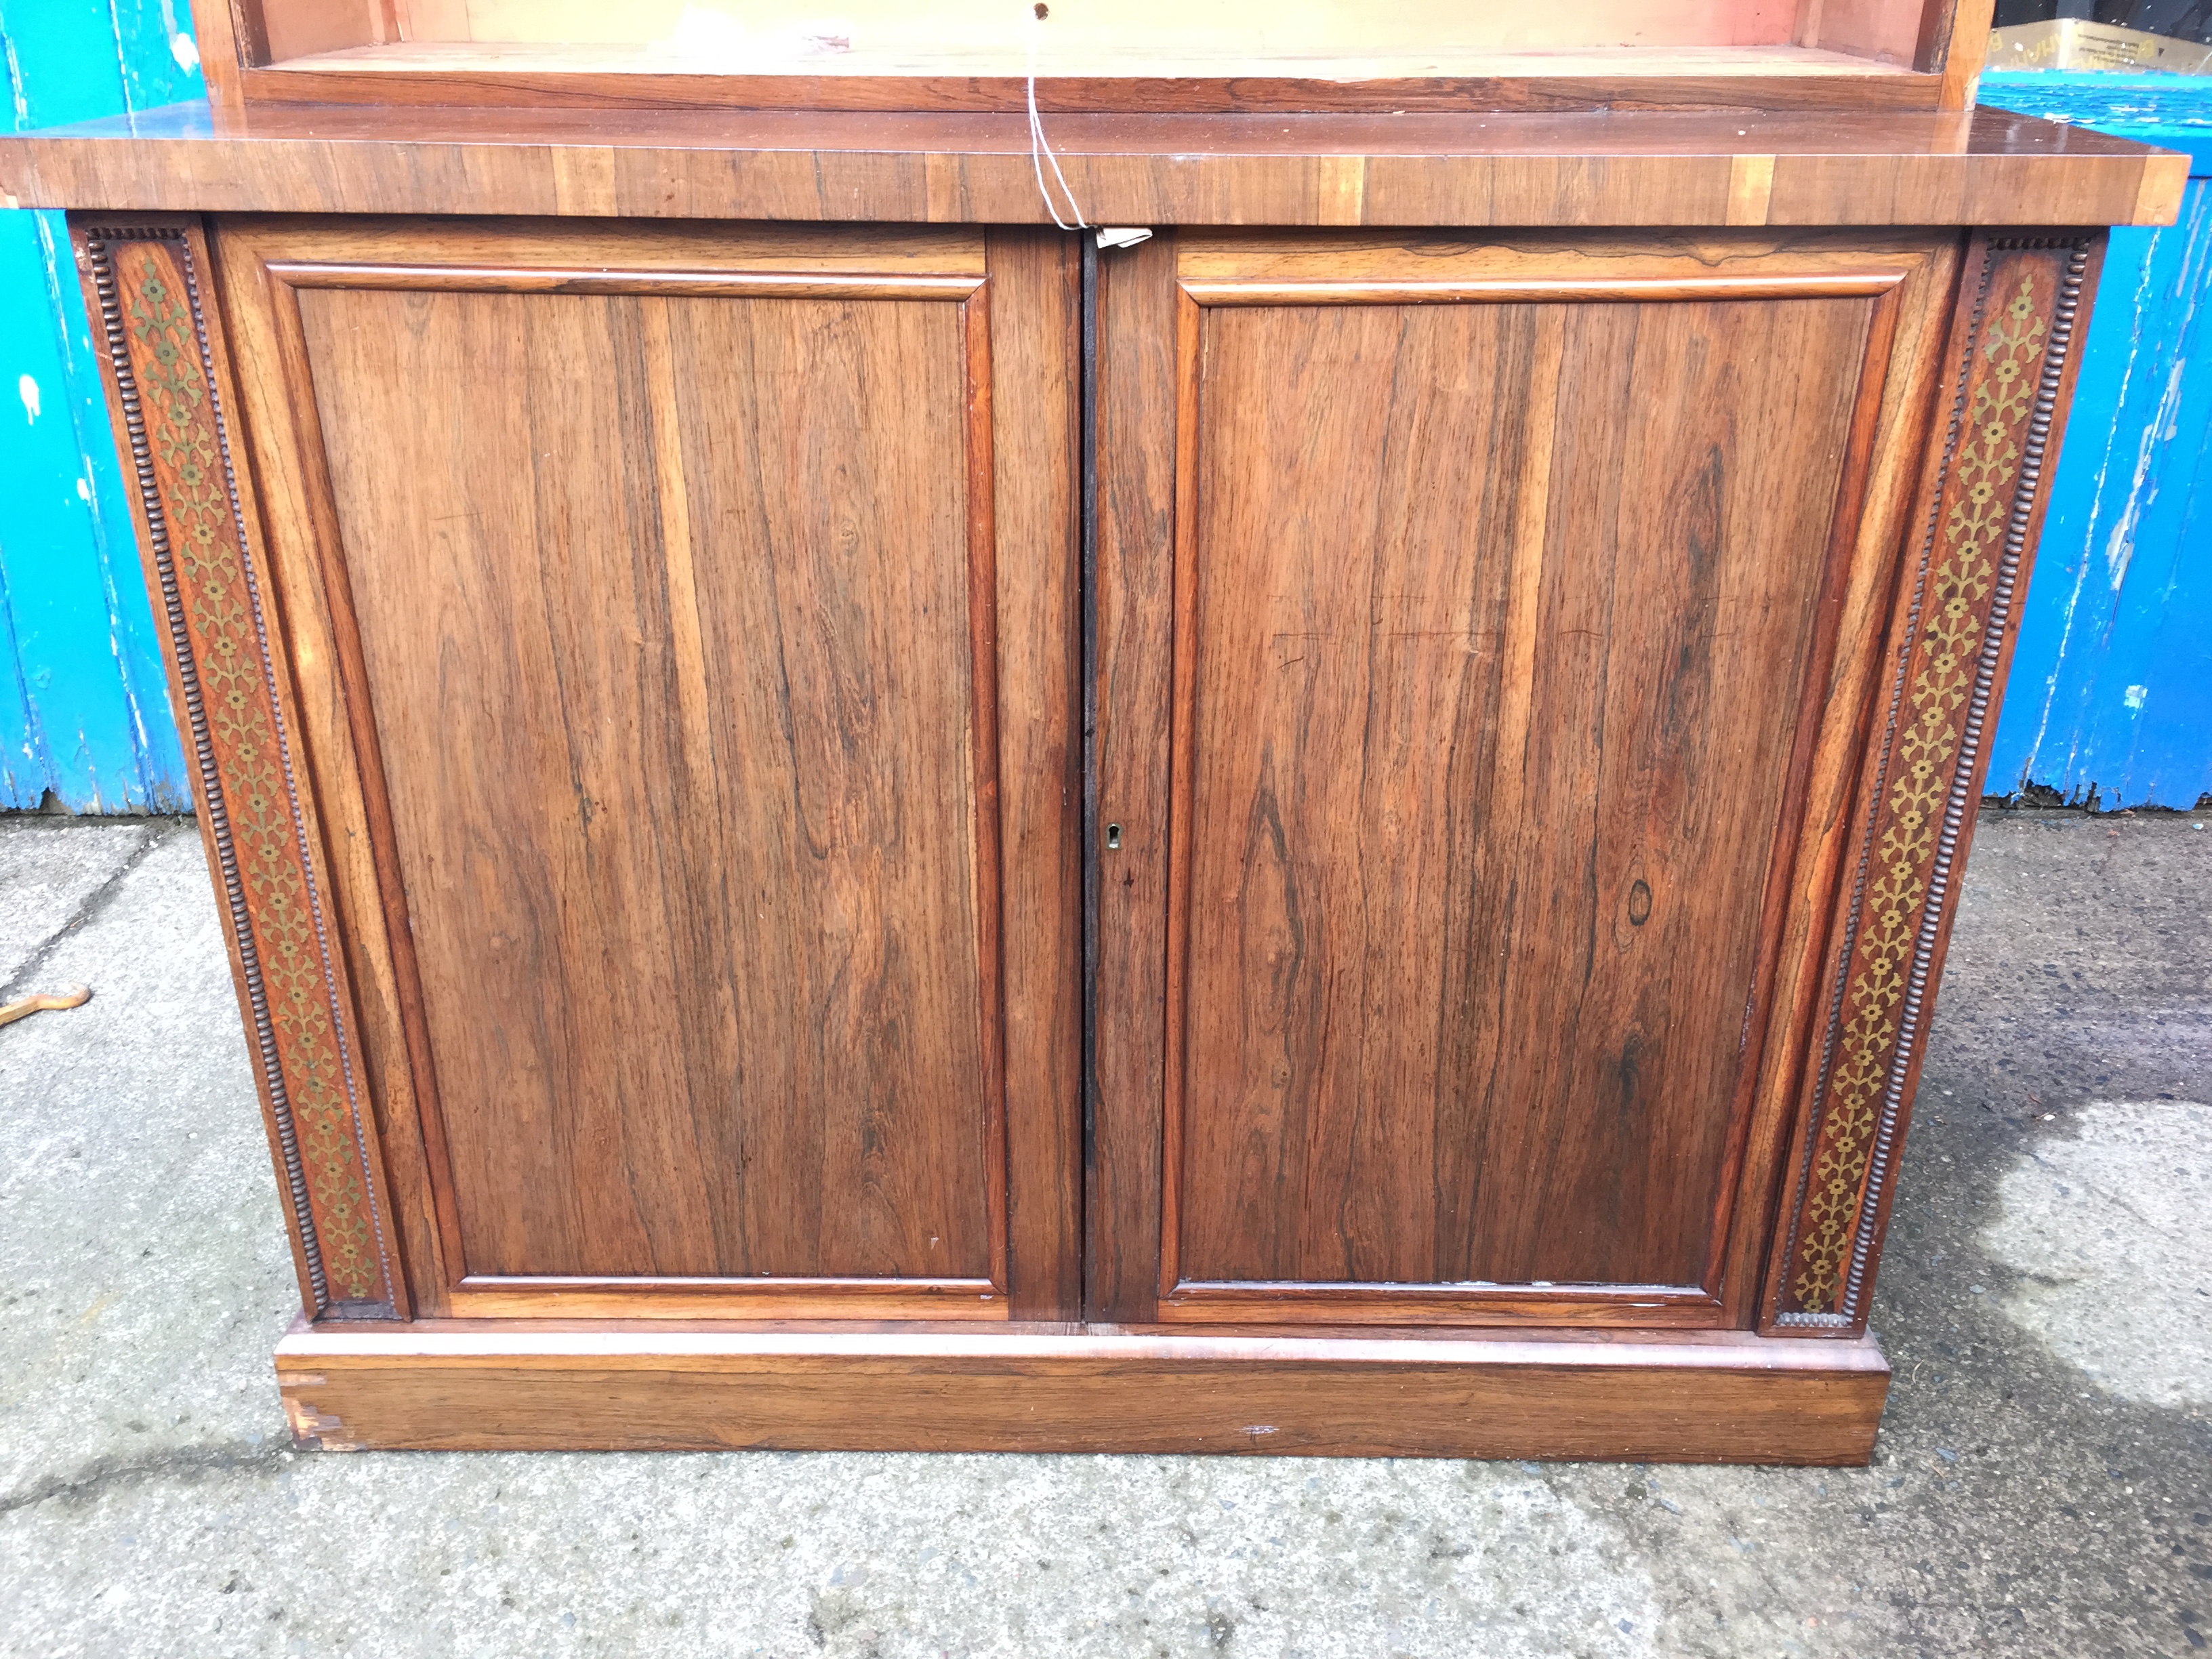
[[1765, 230, 2097, 1336], [74, 216, 402, 1321]]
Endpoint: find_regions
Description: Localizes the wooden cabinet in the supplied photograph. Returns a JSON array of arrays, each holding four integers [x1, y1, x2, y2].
[[5, 0, 2185, 1462]]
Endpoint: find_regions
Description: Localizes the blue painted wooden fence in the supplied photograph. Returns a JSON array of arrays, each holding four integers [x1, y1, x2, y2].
[[0, 0, 200, 813], [1981, 71, 2212, 811]]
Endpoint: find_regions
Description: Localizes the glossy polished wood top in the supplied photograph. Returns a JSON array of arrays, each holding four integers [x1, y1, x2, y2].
[[3, 103, 2183, 227]]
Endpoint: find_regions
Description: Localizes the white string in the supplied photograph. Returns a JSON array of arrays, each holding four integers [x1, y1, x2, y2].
[[1026, 12, 1086, 231]]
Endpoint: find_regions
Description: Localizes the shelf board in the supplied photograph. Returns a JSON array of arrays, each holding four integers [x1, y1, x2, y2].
[[281, 39, 1920, 79], [246, 39, 1936, 115]]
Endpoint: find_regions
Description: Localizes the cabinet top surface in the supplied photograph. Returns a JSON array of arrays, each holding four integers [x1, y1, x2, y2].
[[1, 102, 2182, 228]]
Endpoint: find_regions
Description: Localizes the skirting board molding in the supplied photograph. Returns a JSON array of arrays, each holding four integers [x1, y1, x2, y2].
[[276, 1322, 1889, 1463]]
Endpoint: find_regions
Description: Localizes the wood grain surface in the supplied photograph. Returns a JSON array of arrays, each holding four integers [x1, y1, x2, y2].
[[275, 1319, 1890, 1462], [1168, 281, 1874, 1300], [987, 227, 1086, 1322], [1091, 230, 1967, 1328], [1, 106, 2184, 230], [210, 218, 1082, 1319], [1088, 230, 1181, 1322], [249, 0, 1940, 60], [233, 58, 1943, 120], [312, 279, 991, 1286]]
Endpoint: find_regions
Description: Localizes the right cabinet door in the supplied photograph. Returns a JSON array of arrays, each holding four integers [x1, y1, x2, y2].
[[1090, 228, 1963, 1328]]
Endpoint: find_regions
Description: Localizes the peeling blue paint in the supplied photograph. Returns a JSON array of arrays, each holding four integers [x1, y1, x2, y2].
[[0, 0, 199, 813], [1982, 73, 2212, 811]]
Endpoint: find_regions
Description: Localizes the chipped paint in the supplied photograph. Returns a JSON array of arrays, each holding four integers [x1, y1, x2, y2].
[[1, 28, 28, 129], [1982, 75, 2211, 811], [1, 1, 201, 811]]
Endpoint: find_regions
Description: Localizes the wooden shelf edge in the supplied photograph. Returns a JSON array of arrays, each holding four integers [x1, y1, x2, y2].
[[239, 67, 1943, 119], [0, 108, 2184, 228], [274, 1322, 1889, 1462]]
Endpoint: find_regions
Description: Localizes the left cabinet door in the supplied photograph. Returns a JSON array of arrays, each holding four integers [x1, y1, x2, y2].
[[128, 214, 1084, 1322]]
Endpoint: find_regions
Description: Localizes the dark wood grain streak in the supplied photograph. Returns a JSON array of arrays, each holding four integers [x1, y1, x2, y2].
[[1155, 285, 1203, 1300], [961, 280, 1010, 1301]]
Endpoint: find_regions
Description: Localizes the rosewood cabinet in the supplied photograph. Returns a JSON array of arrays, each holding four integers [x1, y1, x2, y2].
[[1, 0, 2184, 1462]]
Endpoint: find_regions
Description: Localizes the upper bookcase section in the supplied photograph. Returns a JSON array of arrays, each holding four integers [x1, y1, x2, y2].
[[201, 0, 1996, 115]]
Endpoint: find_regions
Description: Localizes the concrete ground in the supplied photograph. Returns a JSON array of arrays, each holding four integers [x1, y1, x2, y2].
[[0, 810, 2206, 1659]]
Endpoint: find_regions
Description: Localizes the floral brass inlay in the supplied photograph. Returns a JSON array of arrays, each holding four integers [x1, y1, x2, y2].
[[94, 230, 391, 1310], [1781, 245, 2085, 1322]]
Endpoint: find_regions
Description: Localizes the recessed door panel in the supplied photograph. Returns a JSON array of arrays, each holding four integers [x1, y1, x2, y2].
[[306, 282, 990, 1284], [1175, 293, 1864, 1290]]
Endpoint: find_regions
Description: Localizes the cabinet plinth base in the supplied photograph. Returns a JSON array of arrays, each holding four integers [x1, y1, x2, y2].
[[274, 1323, 1889, 1464]]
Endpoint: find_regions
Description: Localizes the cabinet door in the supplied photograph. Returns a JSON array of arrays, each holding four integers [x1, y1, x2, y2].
[[1090, 229, 1962, 1327], [213, 217, 1082, 1321]]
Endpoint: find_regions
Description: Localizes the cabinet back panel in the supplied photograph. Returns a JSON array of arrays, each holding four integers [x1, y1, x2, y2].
[[1172, 293, 1871, 1291], [298, 284, 994, 1283]]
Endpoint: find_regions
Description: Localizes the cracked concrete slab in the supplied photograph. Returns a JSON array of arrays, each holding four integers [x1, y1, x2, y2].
[[5, 1454, 1667, 1659], [0, 818, 158, 990], [1, 809, 2206, 1659], [0, 819, 290, 1508]]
